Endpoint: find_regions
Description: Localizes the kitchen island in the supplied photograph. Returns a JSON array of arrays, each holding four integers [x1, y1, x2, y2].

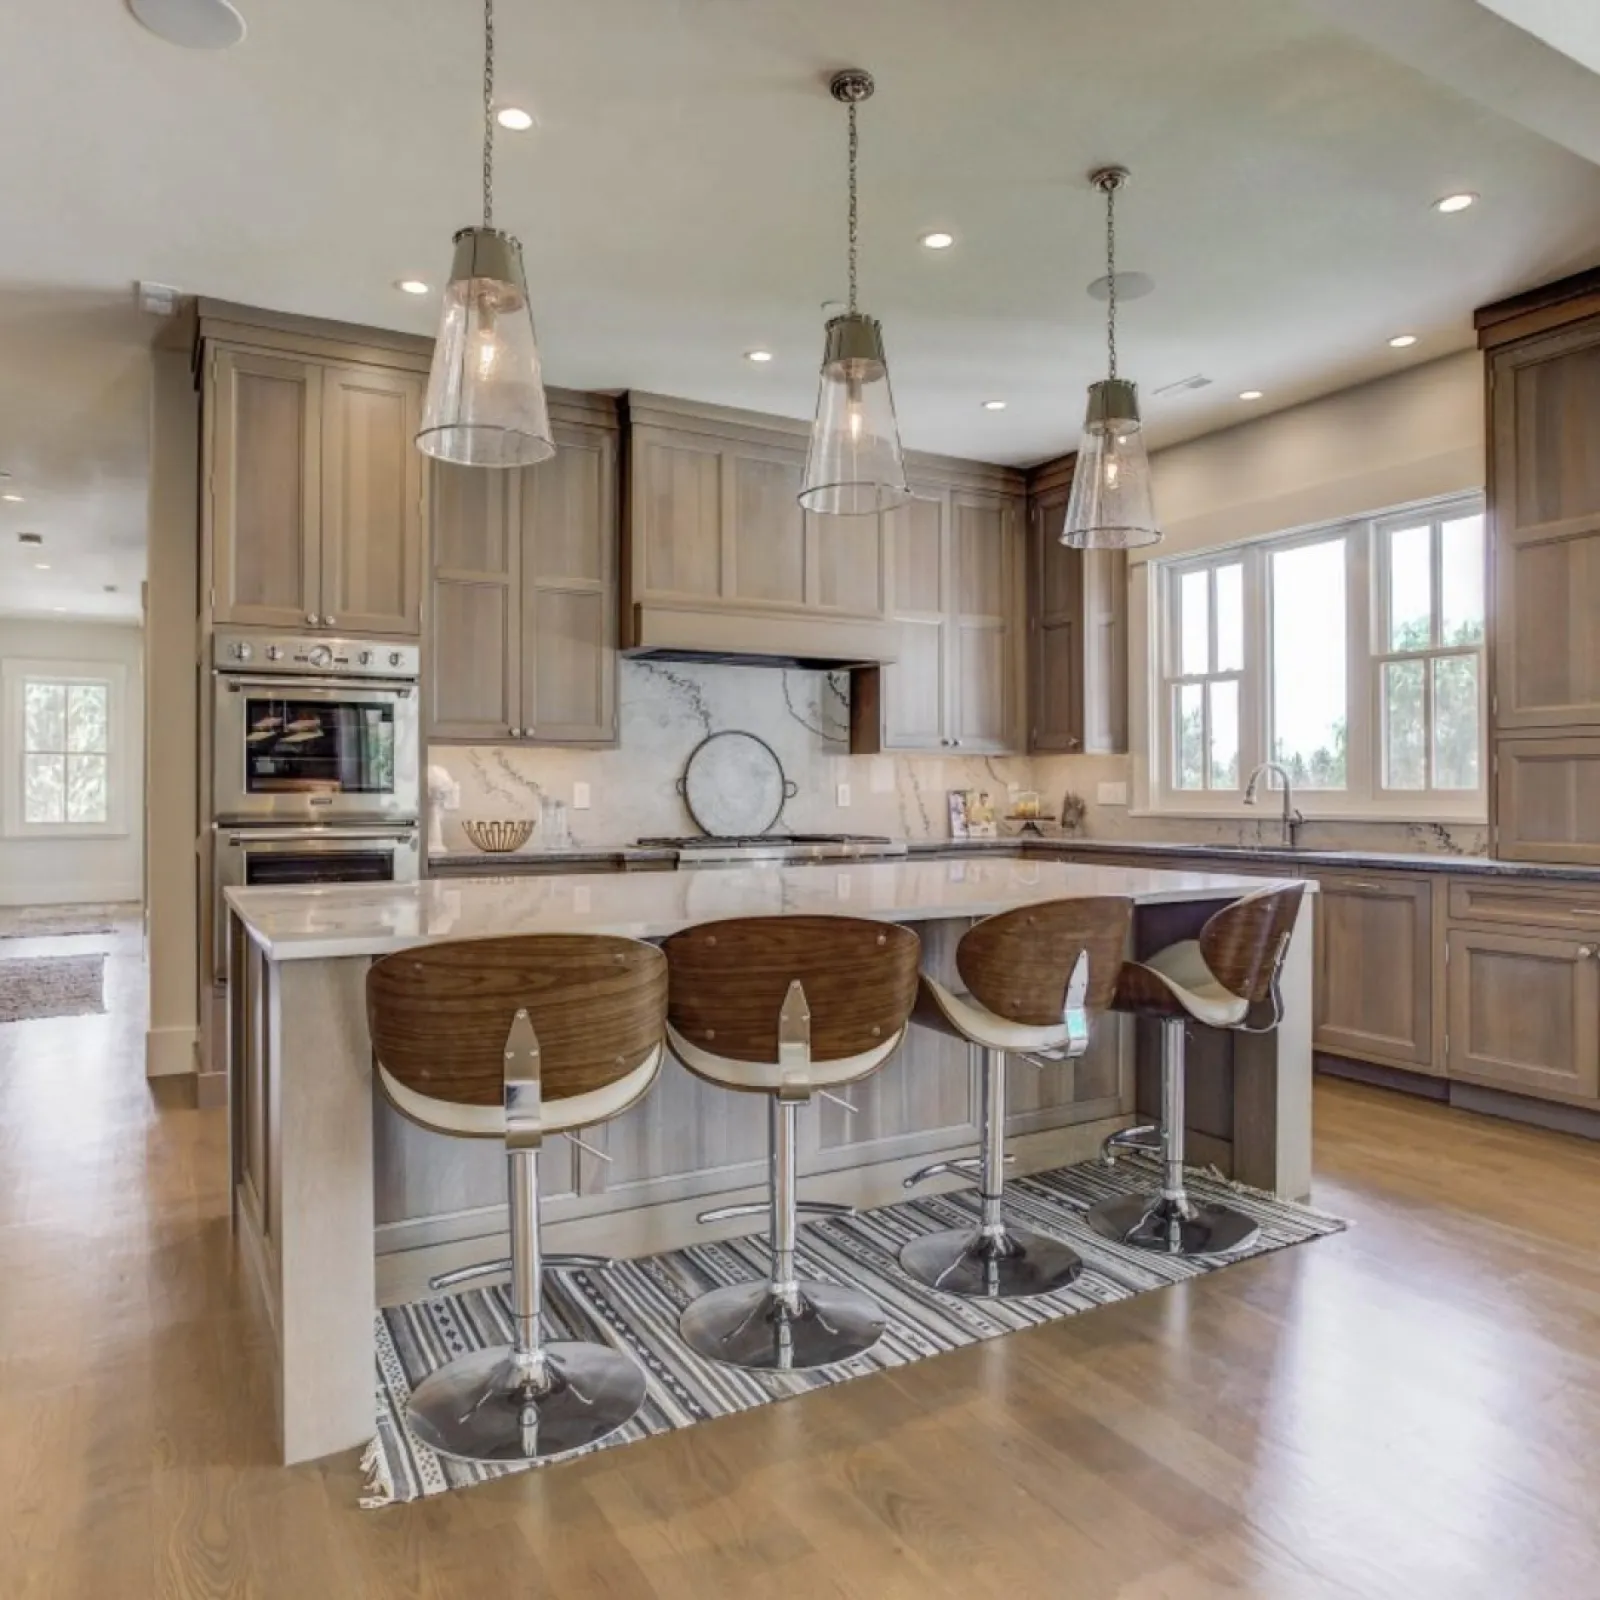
[[224, 856, 1312, 1464]]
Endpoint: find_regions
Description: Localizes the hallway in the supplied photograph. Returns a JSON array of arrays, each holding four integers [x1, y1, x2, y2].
[[2, 929, 1598, 1599]]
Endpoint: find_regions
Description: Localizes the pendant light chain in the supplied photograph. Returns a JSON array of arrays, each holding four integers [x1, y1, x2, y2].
[[847, 97, 859, 315], [482, 0, 495, 229], [1104, 176, 1118, 382]]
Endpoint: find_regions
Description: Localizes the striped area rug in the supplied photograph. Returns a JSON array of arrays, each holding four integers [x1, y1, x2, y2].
[[365, 1157, 1345, 1506]]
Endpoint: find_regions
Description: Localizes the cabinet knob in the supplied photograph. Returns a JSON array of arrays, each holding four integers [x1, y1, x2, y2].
[[304, 613, 317, 626], [323, 615, 337, 628], [1579, 945, 1597, 959]]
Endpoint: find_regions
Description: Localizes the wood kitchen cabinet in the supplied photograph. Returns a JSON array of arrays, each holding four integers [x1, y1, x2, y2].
[[1478, 273, 1600, 863], [205, 344, 426, 638], [1313, 871, 1435, 1071], [429, 407, 619, 745], [1445, 925, 1600, 1103], [1025, 453, 1128, 755], [851, 466, 1027, 754], [621, 392, 893, 663]]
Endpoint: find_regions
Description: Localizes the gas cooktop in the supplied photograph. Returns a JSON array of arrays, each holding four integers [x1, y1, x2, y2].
[[636, 833, 908, 864]]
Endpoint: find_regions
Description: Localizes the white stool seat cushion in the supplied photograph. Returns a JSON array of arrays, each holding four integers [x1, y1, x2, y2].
[[667, 1023, 903, 1094], [378, 1044, 664, 1139], [918, 975, 1081, 1053], [1142, 940, 1249, 1027]]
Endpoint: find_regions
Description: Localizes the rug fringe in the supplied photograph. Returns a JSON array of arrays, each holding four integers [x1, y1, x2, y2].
[[359, 1432, 396, 1510]]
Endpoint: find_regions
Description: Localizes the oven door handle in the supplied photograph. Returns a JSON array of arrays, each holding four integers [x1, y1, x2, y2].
[[221, 827, 419, 846], [220, 674, 414, 697]]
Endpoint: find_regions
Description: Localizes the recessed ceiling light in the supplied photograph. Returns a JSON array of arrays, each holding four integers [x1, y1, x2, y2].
[[496, 107, 535, 131], [128, 0, 246, 50], [745, 349, 774, 363], [395, 279, 430, 296], [1389, 334, 1418, 348], [33, 562, 50, 570], [920, 231, 955, 250], [981, 400, 1008, 411], [1239, 390, 1264, 401], [1434, 192, 1477, 214], [2, 493, 21, 502]]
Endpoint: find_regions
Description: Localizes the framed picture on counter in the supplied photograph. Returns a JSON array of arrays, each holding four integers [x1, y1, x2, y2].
[[947, 789, 998, 840]]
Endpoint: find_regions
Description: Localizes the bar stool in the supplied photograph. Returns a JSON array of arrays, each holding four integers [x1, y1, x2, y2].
[[1089, 882, 1304, 1256], [367, 934, 667, 1463], [900, 897, 1134, 1298], [663, 915, 921, 1371]]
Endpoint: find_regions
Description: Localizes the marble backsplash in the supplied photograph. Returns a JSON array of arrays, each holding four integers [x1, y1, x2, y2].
[[427, 660, 1487, 857]]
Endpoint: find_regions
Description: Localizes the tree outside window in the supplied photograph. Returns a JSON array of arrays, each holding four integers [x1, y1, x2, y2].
[[23, 678, 110, 824]]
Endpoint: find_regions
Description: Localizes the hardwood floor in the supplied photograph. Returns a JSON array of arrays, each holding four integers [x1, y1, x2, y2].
[[3, 928, 1599, 1598]]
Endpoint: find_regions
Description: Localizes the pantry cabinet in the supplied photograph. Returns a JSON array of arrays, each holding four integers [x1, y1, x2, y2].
[[429, 407, 620, 745], [205, 346, 425, 638]]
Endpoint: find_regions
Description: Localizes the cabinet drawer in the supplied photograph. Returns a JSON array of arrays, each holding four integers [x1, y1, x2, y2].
[[1447, 877, 1600, 933]]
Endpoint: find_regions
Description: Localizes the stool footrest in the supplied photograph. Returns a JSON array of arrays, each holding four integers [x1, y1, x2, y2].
[[903, 1154, 1014, 1190], [1101, 1125, 1160, 1165], [697, 1199, 857, 1226], [428, 1252, 615, 1294]]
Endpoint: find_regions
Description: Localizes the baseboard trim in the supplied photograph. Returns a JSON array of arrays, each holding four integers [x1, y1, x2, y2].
[[1315, 1053, 1449, 1101], [145, 1025, 199, 1080], [0, 880, 142, 909], [1449, 1082, 1600, 1141], [194, 1070, 227, 1110]]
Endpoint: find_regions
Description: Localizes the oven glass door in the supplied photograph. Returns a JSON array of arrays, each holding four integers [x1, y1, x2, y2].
[[243, 693, 395, 799], [242, 848, 397, 886]]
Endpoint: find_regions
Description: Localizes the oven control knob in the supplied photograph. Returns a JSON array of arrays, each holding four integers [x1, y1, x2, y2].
[[265, 645, 283, 661], [388, 651, 403, 668], [307, 644, 333, 668], [230, 641, 253, 662], [358, 649, 373, 667]]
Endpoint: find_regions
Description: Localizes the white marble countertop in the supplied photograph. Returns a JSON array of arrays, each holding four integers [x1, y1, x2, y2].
[[225, 857, 1294, 962]]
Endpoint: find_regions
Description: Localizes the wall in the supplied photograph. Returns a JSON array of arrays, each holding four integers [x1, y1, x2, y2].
[[429, 660, 1037, 852], [1043, 349, 1488, 848], [0, 618, 144, 904], [144, 347, 200, 1080]]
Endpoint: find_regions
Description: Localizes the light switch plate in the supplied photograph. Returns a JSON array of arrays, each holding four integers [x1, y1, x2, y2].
[[836, 783, 851, 808], [572, 781, 591, 810], [1097, 780, 1129, 806]]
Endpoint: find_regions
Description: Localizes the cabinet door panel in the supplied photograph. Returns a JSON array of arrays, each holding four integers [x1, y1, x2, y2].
[[1447, 927, 1599, 1102], [951, 492, 1018, 753], [954, 496, 1007, 618], [638, 438, 722, 599], [812, 508, 885, 616], [954, 621, 1009, 750], [431, 582, 518, 738], [209, 349, 321, 628], [1314, 874, 1433, 1069], [883, 618, 946, 750], [1495, 736, 1600, 864], [597, 1055, 767, 1188], [529, 588, 611, 737], [319, 365, 424, 636], [1033, 620, 1081, 753], [730, 454, 806, 606], [892, 492, 946, 615], [432, 459, 515, 578]]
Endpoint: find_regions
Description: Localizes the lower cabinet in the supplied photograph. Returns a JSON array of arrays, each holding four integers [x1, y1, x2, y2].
[[1445, 926, 1600, 1103], [1312, 872, 1435, 1071]]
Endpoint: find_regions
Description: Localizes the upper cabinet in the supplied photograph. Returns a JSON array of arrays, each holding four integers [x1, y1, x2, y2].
[[851, 466, 1027, 755], [204, 342, 426, 638], [621, 393, 894, 664], [429, 402, 619, 745], [1025, 455, 1128, 755], [1478, 272, 1600, 862]]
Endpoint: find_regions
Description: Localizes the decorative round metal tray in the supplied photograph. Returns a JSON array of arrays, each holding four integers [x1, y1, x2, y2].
[[677, 730, 796, 837]]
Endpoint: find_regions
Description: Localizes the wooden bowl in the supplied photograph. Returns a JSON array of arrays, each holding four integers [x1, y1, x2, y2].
[[461, 819, 535, 854]]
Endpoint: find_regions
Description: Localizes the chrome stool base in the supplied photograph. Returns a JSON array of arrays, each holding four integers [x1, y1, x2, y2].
[[406, 1341, 646, 1464], [679, 1279, 886, 1372], [900, 1224, 1083, 1300], [1086, 1192, 1259, 1258]]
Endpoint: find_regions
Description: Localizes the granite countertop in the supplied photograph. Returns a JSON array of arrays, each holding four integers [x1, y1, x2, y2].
[[227, 857, 1290, 962]]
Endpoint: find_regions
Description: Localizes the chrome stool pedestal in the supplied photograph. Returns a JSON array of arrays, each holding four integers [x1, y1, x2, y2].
[[679, 1097, 885, 1372], [900, 1050, 1083, 1299], [1086, 1017, 1260, 1258]]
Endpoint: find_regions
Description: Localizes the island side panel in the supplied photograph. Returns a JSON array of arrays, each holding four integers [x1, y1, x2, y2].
[[272, 954, 378, 1465]]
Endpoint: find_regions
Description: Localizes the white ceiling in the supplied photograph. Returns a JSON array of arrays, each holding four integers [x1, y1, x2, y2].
[[4, 0, 1600, 620]]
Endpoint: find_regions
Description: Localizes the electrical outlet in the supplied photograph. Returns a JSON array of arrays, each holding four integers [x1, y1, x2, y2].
[[1097, 780, 1129, 806], [836, 782, 851, 808], [572, 781, 591, 811]]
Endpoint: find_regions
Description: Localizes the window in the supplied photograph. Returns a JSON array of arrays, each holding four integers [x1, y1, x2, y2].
[[2, 659, 127, 838], [1152, 495, 1486, 817]]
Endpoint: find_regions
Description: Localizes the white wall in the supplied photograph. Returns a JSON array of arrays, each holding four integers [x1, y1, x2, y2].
[[0, 618, 144, 905]]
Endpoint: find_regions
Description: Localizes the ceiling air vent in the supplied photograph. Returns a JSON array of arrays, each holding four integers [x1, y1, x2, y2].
[[1152, 374, 1213, 398]]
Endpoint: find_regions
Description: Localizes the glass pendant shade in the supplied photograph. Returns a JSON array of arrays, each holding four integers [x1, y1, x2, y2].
[[417, 227, 554, 469], [1061, 378, 1161, 549], [798, 313, 910, 515]]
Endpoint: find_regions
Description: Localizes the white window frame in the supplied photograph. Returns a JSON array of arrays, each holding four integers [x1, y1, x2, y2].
[[1146, 493, 1486, 822], [1, 658, 130, 839]]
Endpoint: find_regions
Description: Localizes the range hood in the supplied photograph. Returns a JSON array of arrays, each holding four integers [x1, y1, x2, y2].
[[623, 601, 898, 671]]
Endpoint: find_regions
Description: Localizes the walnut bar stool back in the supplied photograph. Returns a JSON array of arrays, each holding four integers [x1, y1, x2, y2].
[[900, 896, 1134, 1298], [1089, 882, 1304, 1256], [663, 915, 921, 1372], [367, 934, 667, 1464]]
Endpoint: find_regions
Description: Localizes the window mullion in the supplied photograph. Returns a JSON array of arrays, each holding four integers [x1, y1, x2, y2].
[[1348, 525, 1374, 803]]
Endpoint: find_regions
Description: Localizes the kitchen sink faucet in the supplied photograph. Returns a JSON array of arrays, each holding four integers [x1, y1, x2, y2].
[[1242, 762, 1304, 848]]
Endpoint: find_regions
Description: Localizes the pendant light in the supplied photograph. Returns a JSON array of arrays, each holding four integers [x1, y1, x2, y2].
[[798, 69, 910, 517], [416, 0, 554, 469], [1061, 167, 1161, 549]]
